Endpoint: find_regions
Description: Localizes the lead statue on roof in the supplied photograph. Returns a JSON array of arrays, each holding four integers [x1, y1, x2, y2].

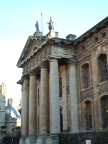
[[35, 21, 39, 32], [47, 17, 54, 31]]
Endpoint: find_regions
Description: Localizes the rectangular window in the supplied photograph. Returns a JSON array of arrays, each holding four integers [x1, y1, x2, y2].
[[102, 58, 108, 81], [95, 37, 98, 43], [85, 67, 90, 88], [59, 77, 62, 97], [38, 115, 39, 134], [38, 88, 39, 105], [82, 46, 85, 51], [67, 73, 69, 95], [102, 32, 106, 39]]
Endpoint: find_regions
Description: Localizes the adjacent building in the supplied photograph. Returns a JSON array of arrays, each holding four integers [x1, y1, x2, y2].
[[0, 90, 6, 143], [0, 88, 21, 144], [0, 83, 6, 97], [17, 17, 108, 144], [5, 98, 21, 136]]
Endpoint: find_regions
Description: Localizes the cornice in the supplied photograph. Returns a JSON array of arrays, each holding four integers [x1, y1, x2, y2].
[[17, 38, 74, 68], [74, 16, 108, 46], [77, 38, 108, 61]]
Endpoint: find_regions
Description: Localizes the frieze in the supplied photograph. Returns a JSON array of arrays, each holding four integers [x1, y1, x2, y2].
[[23, 45, 73, 75]]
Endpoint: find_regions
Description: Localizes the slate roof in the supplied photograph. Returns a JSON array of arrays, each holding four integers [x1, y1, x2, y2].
[[5, 104, 21, 120]]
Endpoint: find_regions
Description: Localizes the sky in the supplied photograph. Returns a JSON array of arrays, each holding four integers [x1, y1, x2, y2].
[[0, 0, 108, 105]]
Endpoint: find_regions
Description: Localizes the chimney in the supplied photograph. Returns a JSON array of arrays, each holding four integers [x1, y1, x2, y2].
[[66, 34, 76, 41]]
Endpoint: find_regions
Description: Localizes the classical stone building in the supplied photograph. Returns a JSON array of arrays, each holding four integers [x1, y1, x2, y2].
[[17, 17, 108, 144], [0, 90, 6, 143], [0, 91, 21, 143]]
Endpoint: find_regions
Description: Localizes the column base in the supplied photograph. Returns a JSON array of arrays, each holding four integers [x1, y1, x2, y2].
[[36, 135, 59, 144], [22, 135, 37, 144], [30, 135, 37, 144], [25, 137, 30, 144], [46, 135, 59, 144], [19, 136, 27, 144], [36, 135, 47, 144]]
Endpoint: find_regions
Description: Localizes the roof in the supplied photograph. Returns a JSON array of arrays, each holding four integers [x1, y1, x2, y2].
[[5, 104, 21, 120], [74, 16, 108, 45], [17, 16, 108, 68]]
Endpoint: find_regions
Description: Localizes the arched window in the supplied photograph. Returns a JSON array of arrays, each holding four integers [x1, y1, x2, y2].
[[100, 95, 108, 128], [60, 108, 63, 132], [38, 115, 39, 134], [59, 77, 62, 97], [81, 63, 90, 88], [82, 100, 92, 130], [97, 54, 108, 82], [38, 88, 39, 106]]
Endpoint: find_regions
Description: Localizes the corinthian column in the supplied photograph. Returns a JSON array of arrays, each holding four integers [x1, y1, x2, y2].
[[22, 76, 29, 136], [29, 72, 37, 135], [69, 61, 78, 133], [50, 59, 60, 134], [40, 64, 49, 134]]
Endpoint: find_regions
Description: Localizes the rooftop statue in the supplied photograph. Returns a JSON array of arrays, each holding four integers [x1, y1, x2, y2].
[[47, 17, 54, 31], [35, 21, 39, 32]]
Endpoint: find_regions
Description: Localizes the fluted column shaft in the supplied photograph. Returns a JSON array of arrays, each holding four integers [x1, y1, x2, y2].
[[40, 65, 49, 134], [22, 77, 29, 136], [29, 73, 37, 135], [50, 59, 60, 134]]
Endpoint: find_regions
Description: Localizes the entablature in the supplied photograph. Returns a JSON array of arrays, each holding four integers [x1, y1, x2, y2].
[[17, 37, 74, 68], [77, 38, 108, 61], [22, 45, 76, 76]]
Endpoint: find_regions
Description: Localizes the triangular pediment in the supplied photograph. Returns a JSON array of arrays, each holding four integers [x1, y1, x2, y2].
[[17, 35, 45, 67]]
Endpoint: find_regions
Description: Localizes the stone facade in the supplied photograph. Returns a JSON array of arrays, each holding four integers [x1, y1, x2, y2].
[[17, 17, 108, 144]]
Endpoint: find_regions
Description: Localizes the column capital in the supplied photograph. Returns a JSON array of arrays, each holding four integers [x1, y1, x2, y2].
[[22, 75, 29, 80], [41, 62, 49, 69], [67, 59, 77, 65], [29, 71, 37, 76], [49, 58, 58, 62]]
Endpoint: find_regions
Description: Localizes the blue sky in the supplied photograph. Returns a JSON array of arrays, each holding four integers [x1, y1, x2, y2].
[[0, 0, 108, 105]]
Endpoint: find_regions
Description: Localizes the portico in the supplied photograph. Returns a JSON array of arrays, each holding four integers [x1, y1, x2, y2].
[[16, 16, 108, 144], [17, 18, 79, 144]]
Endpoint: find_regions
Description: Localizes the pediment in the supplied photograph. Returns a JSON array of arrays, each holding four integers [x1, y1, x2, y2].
[[17, 36, 45, 67]]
